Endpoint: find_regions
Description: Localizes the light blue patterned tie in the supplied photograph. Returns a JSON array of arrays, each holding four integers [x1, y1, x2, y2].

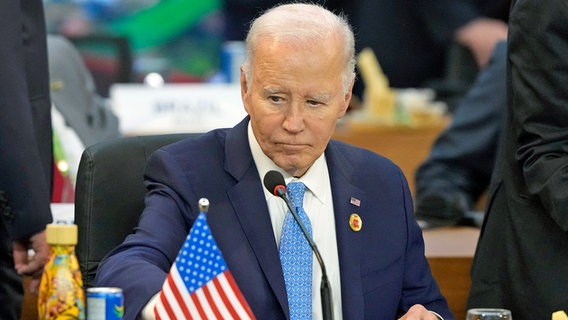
[[279, 181, 312, 320]]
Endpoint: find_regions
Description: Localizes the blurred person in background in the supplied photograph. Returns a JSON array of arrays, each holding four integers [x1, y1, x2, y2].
[[468, 0, 568, 318], [413, 40, 507, 229], [223, 0, 508, 112], [351, 0, 509, 110], [224, 0, 509, 80], [352, 0, 509, 89], [0, 1, 54, 319]]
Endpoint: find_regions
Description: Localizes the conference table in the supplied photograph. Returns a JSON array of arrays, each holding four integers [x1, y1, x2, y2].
[[22, 117, 479, 319]]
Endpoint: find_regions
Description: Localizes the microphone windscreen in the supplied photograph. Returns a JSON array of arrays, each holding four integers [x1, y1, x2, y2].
[[263, 170, 286, 196]]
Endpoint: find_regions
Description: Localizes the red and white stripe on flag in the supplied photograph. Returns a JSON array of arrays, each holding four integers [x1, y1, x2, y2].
[[154, 267, 255, 319], [153, 212, 255, 320]]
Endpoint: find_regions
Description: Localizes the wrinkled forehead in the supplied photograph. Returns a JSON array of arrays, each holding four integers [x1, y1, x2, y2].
[[251, 43, 345, 96], [251, 30, 344, 66], [254, 35, 344, 71]]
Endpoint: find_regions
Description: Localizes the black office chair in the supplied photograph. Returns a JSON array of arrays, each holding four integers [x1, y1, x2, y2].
[[74, 133, 200, 288], [68, 34, 133, 98], [47, 34, 121, 147]]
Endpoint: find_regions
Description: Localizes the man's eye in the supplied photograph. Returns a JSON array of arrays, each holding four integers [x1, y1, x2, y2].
[[269, 96, 282, 103], [307, 100, 322, 107]]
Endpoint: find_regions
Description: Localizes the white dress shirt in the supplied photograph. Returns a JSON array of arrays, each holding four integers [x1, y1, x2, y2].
[[248, 123, 343, 320]]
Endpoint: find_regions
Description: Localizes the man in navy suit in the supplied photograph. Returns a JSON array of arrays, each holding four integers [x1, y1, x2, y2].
[[0, 1, 53, 319], [96, 3, 452, 319]]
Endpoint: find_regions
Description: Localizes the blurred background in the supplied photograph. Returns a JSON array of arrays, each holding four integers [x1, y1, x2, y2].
[[44, 0, 226, 97]]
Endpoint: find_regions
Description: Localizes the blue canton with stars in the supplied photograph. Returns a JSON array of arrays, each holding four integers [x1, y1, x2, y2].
[[174, 212, 227, 293]]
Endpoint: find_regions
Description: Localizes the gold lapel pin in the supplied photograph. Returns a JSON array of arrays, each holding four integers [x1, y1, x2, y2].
[[349, 213, 362, 232]]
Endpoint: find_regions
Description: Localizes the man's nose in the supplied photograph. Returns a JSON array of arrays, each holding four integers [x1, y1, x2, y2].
[[282, 104, 305, 133]]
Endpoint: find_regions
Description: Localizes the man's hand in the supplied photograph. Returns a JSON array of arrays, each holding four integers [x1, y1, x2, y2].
[[455, 18, 508, 68], [399, 304, 442, 320], [13, 230, 50, 294]]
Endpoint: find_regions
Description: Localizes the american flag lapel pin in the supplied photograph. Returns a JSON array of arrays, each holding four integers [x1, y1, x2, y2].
[[350, 197, 361, 207]]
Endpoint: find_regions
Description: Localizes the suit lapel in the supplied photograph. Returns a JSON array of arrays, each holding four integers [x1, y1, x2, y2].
[[224, 118, 289, 317], [326, 142, 365, 319]]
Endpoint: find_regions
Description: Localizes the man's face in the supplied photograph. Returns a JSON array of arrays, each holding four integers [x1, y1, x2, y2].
[[241, 38, 353, 177]]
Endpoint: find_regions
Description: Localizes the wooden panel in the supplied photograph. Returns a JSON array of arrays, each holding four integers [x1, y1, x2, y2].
[[332, 120, 448, 195], [424, 226, 479, 319], [423, 226, 479, 258], [428, 257, 472, 320]]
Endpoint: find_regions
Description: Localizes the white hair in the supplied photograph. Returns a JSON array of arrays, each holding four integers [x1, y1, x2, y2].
[[243, 3, 356, 94]]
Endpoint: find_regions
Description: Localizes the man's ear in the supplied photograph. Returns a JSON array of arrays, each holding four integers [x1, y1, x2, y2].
[[339, 77, 355, 118], [240, 66, 251, 114], [240, 66, 248, 95]]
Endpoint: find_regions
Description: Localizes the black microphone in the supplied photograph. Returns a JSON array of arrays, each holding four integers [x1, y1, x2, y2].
[[263, 170, 333, 320]]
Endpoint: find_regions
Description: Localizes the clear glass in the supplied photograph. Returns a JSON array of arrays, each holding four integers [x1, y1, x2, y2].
[[466, 308, 512, 320]]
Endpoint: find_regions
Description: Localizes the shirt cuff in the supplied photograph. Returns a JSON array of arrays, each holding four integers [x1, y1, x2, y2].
[[141, 293, 160, 320], [430, 310, 444, 320]]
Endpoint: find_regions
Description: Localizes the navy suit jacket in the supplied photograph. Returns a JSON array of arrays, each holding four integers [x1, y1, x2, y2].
[[96, 118, 451, 319]]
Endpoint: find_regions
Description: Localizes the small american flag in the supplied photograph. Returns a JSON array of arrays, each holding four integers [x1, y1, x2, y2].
[[154, 212, 255, 319], [350, 197, 361, 207]]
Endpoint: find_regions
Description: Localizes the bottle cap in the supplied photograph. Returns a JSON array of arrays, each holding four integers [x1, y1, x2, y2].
[[46, 223, 78, 245]]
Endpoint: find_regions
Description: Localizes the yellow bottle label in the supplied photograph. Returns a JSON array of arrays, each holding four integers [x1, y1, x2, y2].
[[38, 245, 86, 320]]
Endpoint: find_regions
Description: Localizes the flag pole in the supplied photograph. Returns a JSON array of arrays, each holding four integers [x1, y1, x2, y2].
[[198, 198, 209, 213]]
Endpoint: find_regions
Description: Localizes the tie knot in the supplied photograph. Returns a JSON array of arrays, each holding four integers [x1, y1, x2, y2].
[[287, 181, 306, 209]]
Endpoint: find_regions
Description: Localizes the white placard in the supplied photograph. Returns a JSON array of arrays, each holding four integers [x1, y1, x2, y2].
[[51, 203, 74, 224], [110, 83, 247, 135]]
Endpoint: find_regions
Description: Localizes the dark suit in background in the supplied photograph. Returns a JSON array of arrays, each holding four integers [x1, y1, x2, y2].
[[0, 1, 53, 319], [468, 0, 568, 318], [225, 0, 508, 90], [413, 40, 507, 228], [352, 0, 509, 89]]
